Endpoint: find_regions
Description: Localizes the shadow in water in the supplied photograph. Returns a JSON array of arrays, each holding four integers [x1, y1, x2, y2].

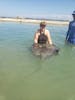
[[23, 45, 60, 79], [24, 57, 44, 79]]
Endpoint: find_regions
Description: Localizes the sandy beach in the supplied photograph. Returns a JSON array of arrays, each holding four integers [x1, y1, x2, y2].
[[0, 18, 69, 25]]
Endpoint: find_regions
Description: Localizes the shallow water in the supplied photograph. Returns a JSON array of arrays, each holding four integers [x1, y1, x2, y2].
[[0, 22, 75, 100]]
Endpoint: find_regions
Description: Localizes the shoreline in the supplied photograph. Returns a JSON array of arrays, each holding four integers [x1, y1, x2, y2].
[[0, 18, 69, 25]]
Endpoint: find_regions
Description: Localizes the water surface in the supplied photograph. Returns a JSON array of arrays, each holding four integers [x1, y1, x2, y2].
[[0, 22, 75, 100]]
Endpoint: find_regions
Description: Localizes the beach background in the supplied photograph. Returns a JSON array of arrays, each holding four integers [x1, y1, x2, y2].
[[0, 17, 69, 25], [0, 22, 75, 100]]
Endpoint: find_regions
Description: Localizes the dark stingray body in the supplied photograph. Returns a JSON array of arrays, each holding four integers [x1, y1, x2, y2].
[[32, 44, 59, 59]]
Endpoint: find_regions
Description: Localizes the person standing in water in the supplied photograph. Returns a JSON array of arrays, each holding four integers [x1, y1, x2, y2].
[[34, 21, 53, 47], [66, 11, 75, 44]]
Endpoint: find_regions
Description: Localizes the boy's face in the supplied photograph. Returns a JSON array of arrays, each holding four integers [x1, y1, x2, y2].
[[40, 25, 46, 29], [73, 15, 75, 20]]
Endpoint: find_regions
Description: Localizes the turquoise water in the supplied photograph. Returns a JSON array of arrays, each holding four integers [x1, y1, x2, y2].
[[0, 22, 75, 100]]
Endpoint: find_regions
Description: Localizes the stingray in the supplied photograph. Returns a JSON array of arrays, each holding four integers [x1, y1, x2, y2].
[[32, 44, 59, 59]]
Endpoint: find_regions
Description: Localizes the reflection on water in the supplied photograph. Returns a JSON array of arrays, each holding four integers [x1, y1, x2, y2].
[[0, 22, 75, 100]]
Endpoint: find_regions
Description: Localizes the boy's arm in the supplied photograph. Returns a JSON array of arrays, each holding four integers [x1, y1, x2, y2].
[[66, 22, 71, 40], [34, 32, 38, 44]]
